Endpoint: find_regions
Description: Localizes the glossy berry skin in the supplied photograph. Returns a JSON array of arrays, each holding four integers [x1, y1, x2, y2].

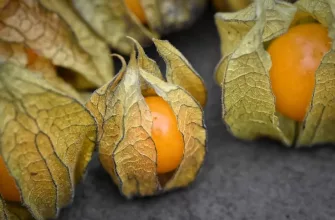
[[267, 23, 331, 122], [125, 0, 147, 24], [0, 156, 21, 202], [145, 96, 184, 174]]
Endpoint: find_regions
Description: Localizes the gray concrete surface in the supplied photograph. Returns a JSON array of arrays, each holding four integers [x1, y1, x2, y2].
[[59, 8, 335, 220]]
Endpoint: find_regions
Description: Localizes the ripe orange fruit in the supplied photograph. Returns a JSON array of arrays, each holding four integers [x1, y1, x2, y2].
[[124, 0, 147, 24], [0, 156, 21, 202], [25, 47, 38, 66], [267, 23, 331, 122], [145, 96, 184, 174]]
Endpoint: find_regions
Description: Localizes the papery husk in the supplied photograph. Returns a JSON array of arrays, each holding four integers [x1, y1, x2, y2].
[[86, 38, 207, 198], [215, 0, 335, 147], [0, 63, 97, 219], [0, 0, 114, 90], [0, 197, 33, 220], [72, 0, 207, 55]]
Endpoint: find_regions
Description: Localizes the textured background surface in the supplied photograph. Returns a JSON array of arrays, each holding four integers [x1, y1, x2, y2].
[[59, 7, 335, 220]]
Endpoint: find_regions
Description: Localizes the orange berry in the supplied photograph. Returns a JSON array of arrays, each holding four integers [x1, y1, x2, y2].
[[24, 47, 38, 66], [145, 96, 184, 174], [124, 0, 147, 24], [267, 23, 331, 122], [0, 156, 21, 202]]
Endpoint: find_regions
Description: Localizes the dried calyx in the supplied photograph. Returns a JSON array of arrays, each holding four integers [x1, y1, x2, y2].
[[0, 0, 208, 218], [0, 63, 97, 219], [73, 0, 207, 54], [86, 38, 207, 198], [0, 0, 114, 94], [215, 0, 335, 147]]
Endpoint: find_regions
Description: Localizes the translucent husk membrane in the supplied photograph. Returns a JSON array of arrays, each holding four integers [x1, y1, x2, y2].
[[215, 0, 335, 147], [0, 0, 108, 218], [72, 0, 207, 55], [0, 0, 115, 93], [0, 63, 97, 219], [86, 38, 207, 198]]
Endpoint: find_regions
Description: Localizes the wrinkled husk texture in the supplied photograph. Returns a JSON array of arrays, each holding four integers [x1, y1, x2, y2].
[[0, 63, 97, 219], [0, 0, 208, 219], [72, 0, 207, 54], [215, 0, 335, 147], [86, 38, 208, 198]]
